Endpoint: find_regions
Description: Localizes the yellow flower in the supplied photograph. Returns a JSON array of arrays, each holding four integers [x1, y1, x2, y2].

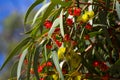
[[58, 47, 66, 59], [81, 10, 94, 23], [81, 14, 89, 23], [86, 10, 94, 18], [75, 75, 82, 80], [52, 74, 58, 80]]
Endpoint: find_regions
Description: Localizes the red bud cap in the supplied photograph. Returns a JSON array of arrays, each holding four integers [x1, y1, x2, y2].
[[47, 61, 52, 67], [85, 23, 92, 30], [44, 20, 52, 29], [55, 40, 62, 47], [38, 66, 43, 73], [30, 68, 34, 74], [93, 61, 100, 67], [64, 34, 70, 41], [40, 78, 45, 80], [68, 8, 73, 15], [66, 18, 73, 26], [73, 8, 81, 16], [46, 44, 52, 49], [84, 35, 90, 40]]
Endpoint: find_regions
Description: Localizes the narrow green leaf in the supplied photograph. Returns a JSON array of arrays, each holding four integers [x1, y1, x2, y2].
[[115, 59, 120, 65], [88, 31, 103, 38], [33, 46, 42, 80], [44, 44, 48, 61], [0, 37, 32, 71], [51, 0, 72, 7], [27, 47, 34, 80], [17, 48, 28, 80], [60, 9, 64, 38], [31, 2, 56, 36], [80, 27, 85, 39], [10, 61, 18, 79], [52, 51, 64, 80], [39, 2, 56, 33], [48, 18, 60, 37], [32, 2, 51, 25], [116, 1, 120, 20], [24, 0, 44, 24]]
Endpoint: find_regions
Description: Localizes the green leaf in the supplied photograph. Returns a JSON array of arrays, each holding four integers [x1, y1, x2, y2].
[[27, 46, 34, 80], [17, 48, 28, 80], [60, 9, 64, 38], [31, 2, 56, 36], [33, 46, 42, 80], [39, 2, 56, 33], [116, 1, 120, 20], [10, 61, 18, 79], [109, 59, 120, 74], [44, 44, 48, 61], [88, 30, 103, 38], [80, 27, 85, 39], [32, 2, 51, 25], [24, 0, 44, 24], [52, 51, 64, 80], [115, 59, 120, 65], [0, 37, 32, 71], [48, 18, 60, 37], [51, 0, 72, 7]]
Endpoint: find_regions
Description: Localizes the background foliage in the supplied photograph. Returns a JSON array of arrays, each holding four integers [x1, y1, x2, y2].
[[1, 0, 120, 80]]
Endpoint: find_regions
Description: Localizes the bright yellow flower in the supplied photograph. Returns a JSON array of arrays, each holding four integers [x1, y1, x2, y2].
[[52, 74, 58, 80], [58, 47, 66, 59], [81, 10, 94, 23], [81, 14, 89, 23], [86, 10, 94, 18], [75, 75, 82, 80]]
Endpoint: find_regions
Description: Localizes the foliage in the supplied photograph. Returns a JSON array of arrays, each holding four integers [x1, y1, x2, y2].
[[1, 0, 120, 80]]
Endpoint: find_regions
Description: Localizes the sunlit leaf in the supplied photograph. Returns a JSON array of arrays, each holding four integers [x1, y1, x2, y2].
[[52, 51, 64, 80], [116, 1, 120, 20], [48, 18, 60, 37], [60, 9, 64, 38], [33, 46, 40, 80], [51, 0, 72, 7], [39, 2, 56, 32], [32, 2, 51, 25], [24, 0, 44, 24], [88, 30, 103, 38], [10, 61, 18, 79], [17, 48, 28, 80]]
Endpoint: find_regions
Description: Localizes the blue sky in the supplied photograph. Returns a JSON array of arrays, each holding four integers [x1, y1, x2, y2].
[[0, 0, 34, 67], [0, 0, 34, 20]]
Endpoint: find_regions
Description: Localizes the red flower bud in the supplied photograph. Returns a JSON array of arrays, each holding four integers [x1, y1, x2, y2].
[[93, 61, 100, 67], [54, 28, 60, 32], [40, 78, 45, 80], [64, 34, 70, 41], [68, 8, 73, 15], [71, 40, 77, 46], [62, 68, 67, 74], [46, 44, 52, 49], [38, 66, 43, 73], [55, 40, 62, 47], [84, 35, 90, 40], [73, 8, 81, 16], [30, 68, 34, 74], [66, 18, 73, 26], [46, 61, 52, 67], [85, 23, 92, 30], [24, 59, 28, 65], [44, 20, 52, 29]]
